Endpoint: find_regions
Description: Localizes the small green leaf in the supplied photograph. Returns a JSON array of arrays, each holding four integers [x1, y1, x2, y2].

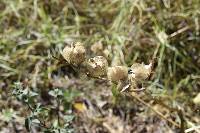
[[25, 117, 31, 132], [29, 91, 38, 97], [63, 115, 74, 123], [32, 119, 40, 124], [49, 88, 63, 98], [63, 89, 80, 102], [66, 128, 74, 133], [53, 120, 59, 128]]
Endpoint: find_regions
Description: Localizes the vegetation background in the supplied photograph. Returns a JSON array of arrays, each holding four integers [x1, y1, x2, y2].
[[0, 0, 200, 133]]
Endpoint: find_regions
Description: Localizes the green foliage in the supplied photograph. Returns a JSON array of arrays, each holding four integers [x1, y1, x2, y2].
[[63, 89, 80, 103], [12, 82, 38, 103], [49, 88, 63, 98], [12, 82, 74, 133], [0, 109, 16, 122]]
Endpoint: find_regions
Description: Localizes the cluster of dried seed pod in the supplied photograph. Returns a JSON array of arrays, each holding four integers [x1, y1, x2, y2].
[[62, 42, 108, 78], [61, 42, 153, 91]]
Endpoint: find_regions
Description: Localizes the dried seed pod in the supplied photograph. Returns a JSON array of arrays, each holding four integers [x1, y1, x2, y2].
[[107, 66, 128, 82], [71, 42, 86, 65], [129, 63, 152, 81], [193, 93, 200, 104], [62, 45, 72, 63], [62, 42, 86, 65], [86, 56, 108, 78]]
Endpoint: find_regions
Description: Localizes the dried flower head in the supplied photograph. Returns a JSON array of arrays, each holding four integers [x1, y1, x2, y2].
[[62, 42, 86, 65], [129, 63, 152, 81], [86, 56, 108, 78], [107, 66, 128, 82]]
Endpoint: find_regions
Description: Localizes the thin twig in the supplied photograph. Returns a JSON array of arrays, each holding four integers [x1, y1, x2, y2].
[[168, 26, 191, 38], [178, 109, 185, 133], [145, 92, 185, 132], [25, 102, 49, 129], [185, 125, 200, 133], [12, 121, 19, 133], [57, 98, 61, 133], [129, 92, 180, 128], [52, 55, 69, 64]]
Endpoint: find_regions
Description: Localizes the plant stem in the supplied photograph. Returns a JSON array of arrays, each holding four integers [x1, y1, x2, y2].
[[129, 92, 180, 128], [25, 102, 48, 129], [57, 98, 61, 133]]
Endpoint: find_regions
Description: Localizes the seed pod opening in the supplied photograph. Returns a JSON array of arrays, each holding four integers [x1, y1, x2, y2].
[[62, 42, 86, 65], [107, 66, 128, 82], [130, 63, 152, 81], [86, 56, 108, 78]]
